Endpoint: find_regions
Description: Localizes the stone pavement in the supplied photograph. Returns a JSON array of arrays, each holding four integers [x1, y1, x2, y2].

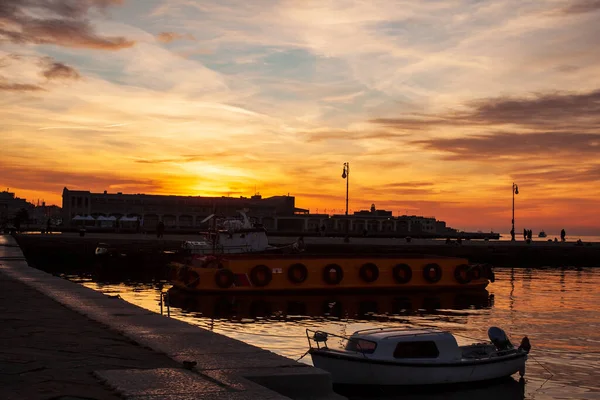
[[0, 272, 189, 399], [0, 235, 343, 400]]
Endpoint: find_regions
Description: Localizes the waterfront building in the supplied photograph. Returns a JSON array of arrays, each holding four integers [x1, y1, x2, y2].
[[61, 188, 296, 229], [61, 188, 462, 235], [254, 203, 457, 235], [0, 190, 34, 224]]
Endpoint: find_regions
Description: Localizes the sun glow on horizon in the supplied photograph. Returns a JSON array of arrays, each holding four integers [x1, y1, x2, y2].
[[1, 0, 600, 234]]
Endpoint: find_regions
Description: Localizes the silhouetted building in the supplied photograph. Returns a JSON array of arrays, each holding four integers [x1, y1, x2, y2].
[[0, 190, 34, 224], [61, 188, 296, 229], [273, 204, 454, 235]]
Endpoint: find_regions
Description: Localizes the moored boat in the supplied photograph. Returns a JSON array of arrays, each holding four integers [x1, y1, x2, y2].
[[307, 326, 530, 386], [167, 255, 493, 292], [178, 211, 285, 255]]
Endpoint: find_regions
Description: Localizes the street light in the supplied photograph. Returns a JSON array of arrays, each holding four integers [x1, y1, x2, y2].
[[341, 163, 349, 216], [511, 183, 519, 241]]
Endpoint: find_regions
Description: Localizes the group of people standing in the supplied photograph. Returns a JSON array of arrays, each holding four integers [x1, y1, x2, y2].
[[522, 228, 566, 242], [511, 228, 567, 242]]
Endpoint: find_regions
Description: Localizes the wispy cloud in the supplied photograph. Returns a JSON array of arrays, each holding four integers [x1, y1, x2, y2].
[[411, 132, 600, 161], [0, 0, 134, 50], [156, 31, 195, 43], [371, 89, 600, 131], [560, 0, 600, 15], [41, 60, 80, 80], [0, 78, 45, 91]]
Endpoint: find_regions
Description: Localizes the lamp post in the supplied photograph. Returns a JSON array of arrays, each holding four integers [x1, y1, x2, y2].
[[511, 183, 519, 241], [341, 163, 349, 215], [342, 163, 349, 234]]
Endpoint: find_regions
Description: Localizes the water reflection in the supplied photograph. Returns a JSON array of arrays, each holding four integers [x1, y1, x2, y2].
[[338, 376, 525, 400], [66, 267, 600, 400], [166, 288, 493, 322]]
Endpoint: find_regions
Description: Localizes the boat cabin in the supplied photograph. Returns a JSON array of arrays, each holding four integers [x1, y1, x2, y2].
[[181, 227, 269, 255], [342, 328, 464, 362], [180, 210, 270, 255]]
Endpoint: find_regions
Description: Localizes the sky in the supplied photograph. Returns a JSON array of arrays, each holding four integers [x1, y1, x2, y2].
[[1, 0, 600, 234]]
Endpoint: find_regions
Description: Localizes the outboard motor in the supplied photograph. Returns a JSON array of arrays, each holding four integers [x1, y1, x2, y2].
[[518, 336, 531, 353], [488, 327, 513, 351]]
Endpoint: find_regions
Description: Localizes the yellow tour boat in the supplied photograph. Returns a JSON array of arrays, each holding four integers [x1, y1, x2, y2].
[[167, 253, 493, 293]]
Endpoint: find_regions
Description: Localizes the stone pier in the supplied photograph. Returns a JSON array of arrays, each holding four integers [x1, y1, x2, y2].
[[0, 235, 344, 400]]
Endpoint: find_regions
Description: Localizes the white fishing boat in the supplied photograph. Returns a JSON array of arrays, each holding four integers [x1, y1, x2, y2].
[[307, 326, 530, 386], [180, 211, 285, 255]]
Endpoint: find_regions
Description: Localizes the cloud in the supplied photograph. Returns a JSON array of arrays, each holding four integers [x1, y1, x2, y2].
[[560, 0, 600, 15], [0, 78, 45, 91], [371, 88, 600, 131], [411, 132, 600, 161], [0, 0, 134, 50], [41, 60, 80, 80], [135, 153, 230, 164], [0, 161, 162, 194], [156, 31, 195, 43], [511, 164, 600, 185], [299, 128, 410, 142]]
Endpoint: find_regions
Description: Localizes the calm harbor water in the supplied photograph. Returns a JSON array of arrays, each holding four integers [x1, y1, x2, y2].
[[64, 267, 600, 400]]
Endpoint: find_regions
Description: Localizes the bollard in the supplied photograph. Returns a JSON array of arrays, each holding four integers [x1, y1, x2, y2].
[[165, 292, 171, 317]]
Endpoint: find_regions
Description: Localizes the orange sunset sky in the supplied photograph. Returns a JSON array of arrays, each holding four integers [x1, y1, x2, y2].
[[1, 0, 599, 234]]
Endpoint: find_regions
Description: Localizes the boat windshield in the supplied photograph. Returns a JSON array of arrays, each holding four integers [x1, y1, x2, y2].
[[345, 338, 377, 354]]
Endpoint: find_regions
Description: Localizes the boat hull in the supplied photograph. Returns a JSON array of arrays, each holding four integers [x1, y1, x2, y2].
[[310, 350, 527, 386], [167, 254, 491, 292]]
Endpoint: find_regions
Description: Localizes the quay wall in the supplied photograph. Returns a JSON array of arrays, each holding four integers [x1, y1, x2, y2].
[[14, 233, 600, 269], [0, 235, 344, 400]]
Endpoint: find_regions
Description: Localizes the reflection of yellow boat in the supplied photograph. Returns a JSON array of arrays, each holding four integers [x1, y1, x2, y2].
[[166, 288, 493, 320], [167, 254, 492, 293]]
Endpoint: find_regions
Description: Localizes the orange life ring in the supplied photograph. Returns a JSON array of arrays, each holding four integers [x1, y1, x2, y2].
[[288, 263, 308, 283], [470, 265, 482, 280], [215, 269, 235, 288], [185, 270, 201, 289], [359, 263, 379, 283], [177, 266, 190, 282], [423, 263, 442, 283], [454, 264, 471, 284], [392, 263, 412, 284], [168, 264, 180, 280], [250, 264, 272, 287], [323, 264, 343, 285], [481, 264, 495, 282]]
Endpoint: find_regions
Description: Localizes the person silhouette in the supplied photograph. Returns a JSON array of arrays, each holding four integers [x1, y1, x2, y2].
[[560, 229, 566, 242]]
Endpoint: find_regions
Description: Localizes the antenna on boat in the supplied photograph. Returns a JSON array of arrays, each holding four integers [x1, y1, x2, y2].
[[201, 214, 215, 224], [238, 210, 252, 229], [211, 203, 217, 254]]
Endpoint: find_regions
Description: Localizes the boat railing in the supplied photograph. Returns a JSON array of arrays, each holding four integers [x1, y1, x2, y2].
[[352, 326, 442, 338], [306, 329, 371, 358]]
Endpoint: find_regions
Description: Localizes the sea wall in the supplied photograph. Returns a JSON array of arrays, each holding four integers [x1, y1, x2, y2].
[[14, 233, 600, 269]]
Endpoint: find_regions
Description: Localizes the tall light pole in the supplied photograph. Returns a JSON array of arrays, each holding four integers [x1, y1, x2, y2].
[[512, 182, 519, 241], [342, 163, 349, 216]]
